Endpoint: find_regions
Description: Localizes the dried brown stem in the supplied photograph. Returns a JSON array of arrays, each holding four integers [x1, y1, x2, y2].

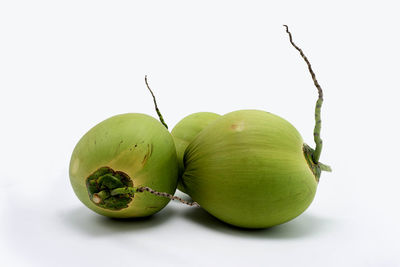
[[283, 25, 324, 163], [137, 186, 200, 207], [144, 75, 169, 129]]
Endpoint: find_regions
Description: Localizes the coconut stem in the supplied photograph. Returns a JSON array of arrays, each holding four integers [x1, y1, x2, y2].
[[137, 186, 200, 207], [319, 163, 332, 172], [283, 25, 324, 164], [108, 186, 199, 206], [145, 75, 169, 129]]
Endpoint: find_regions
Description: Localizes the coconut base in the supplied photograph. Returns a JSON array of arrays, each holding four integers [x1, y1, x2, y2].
[[86, 166, 135, 210]]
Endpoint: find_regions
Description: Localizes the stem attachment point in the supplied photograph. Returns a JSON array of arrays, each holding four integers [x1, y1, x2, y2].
[[86, 167, 134, 210]]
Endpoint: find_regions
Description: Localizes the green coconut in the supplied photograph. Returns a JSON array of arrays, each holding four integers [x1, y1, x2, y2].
[[171, 112, 221, 191], [69, 113, 178, 218], [183, 110, 330, 228], [180, 25, 331, 228]]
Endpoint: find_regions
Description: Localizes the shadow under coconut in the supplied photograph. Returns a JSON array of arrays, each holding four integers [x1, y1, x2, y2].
[[62, 205, 175, 237], [182, 207, 335, 239]]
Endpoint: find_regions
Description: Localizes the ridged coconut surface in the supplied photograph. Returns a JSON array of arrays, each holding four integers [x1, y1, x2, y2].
[[182, 110, 318, 228]]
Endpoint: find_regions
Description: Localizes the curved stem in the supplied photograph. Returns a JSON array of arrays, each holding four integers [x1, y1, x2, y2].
[[137, 186, 200, 207], [283, 25, 324, 164], [109, 186, 200, 207], [144, 75, 169, 129]]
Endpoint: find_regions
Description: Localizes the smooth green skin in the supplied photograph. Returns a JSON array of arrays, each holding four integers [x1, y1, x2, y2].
[[182, 110, 318, 228], [69, 113, 178, 218], [171, 112, 221, 192]]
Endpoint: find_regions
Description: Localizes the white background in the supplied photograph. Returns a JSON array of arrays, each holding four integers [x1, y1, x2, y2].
[[1, 1, 400, 266]]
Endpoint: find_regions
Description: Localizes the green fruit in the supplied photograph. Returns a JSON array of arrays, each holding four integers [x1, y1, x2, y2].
[[182, 110, 324, 228], [171, 112, 221, 191], [180, 25, 331, 228], [69, 113, 178, 218]]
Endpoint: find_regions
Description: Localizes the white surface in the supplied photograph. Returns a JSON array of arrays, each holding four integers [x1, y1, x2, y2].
[[1, 1, 400, 266]]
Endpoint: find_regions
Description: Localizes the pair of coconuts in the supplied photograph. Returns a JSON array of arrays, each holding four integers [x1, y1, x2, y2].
[[69, 26, 331, 228]]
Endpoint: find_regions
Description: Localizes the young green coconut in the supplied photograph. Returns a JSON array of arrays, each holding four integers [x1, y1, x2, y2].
[[69, 78, 196, 218], [180, 25, 332, 228], [171, 112, 221, 192]]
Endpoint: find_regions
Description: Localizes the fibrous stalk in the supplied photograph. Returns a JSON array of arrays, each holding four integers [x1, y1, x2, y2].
[[86, 166, 199, 209], [137, 186, 200, 207], [145, 75, 169, 129], [284, 25, 325, 165]]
